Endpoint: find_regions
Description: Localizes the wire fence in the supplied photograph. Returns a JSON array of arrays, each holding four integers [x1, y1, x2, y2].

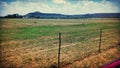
[[1, 27, 119, 68], [57, 28, 119, 68]]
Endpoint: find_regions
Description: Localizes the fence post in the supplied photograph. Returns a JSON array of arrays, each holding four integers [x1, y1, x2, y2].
[[99, 28, 102, 53], [58, 32, 61, 68]]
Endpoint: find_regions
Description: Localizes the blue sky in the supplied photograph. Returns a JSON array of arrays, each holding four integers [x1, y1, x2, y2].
[[0, 0, 120, 16]]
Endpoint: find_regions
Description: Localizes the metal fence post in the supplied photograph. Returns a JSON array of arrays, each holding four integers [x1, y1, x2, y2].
[[99, 28, 102, 53], [58, 32, 61, 68]]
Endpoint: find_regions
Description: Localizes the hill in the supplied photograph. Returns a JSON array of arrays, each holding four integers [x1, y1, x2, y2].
[[2, 11, 120, 19]]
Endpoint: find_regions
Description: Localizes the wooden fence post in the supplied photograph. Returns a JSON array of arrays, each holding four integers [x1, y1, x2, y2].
[[99, 28, 102, 53], [58, 32, 61, 68]]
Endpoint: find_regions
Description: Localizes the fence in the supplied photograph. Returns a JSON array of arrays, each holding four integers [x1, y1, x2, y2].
[[57, 28, 119, 68], [1, 27, 119, 68]]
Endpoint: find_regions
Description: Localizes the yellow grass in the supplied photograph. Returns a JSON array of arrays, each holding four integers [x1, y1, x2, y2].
[[0, 18, 120, 68], [62, 47, 120, 68]]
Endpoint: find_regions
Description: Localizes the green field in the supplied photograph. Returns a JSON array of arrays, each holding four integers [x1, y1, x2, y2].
[[0, 18, 120, 68]]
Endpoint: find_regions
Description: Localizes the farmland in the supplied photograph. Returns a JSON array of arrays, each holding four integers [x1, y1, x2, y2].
[[0, 18, 120, 68]]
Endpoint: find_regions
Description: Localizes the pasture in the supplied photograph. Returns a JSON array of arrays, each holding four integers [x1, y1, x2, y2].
[[0, 18, 120, 68]]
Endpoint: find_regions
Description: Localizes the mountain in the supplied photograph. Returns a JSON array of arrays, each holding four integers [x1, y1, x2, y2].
[[24, 11, 67, 18], [1, 11, 120, 19], [24, 12, 120, 18], [86, 13, 120, 18]]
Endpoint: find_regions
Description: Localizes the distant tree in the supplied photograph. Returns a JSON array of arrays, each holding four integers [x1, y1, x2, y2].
[[34, 21, 37, 23], [4, 14, 23, 18]]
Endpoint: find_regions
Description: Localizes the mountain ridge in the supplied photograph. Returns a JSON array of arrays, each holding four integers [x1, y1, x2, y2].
[[2, 11, 120, 18]]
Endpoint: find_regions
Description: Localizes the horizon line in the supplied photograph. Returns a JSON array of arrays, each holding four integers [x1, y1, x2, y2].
[[1, 12, 120, 17]]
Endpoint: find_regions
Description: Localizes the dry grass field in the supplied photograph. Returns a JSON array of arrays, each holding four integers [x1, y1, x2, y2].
[[0, 18, 120, 68]]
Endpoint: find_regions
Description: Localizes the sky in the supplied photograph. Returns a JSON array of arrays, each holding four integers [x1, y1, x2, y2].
[[0, 0, 120, 16]]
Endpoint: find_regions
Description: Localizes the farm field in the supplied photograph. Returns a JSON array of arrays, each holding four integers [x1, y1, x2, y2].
[[0, 18, 120, 68]]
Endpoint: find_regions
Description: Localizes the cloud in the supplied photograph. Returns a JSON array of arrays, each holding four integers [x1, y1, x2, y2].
[[52, 0, 66, 4], [0, 0, 119, 16], [0, 1, 51, 16], [51, 1, 119, 15]]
